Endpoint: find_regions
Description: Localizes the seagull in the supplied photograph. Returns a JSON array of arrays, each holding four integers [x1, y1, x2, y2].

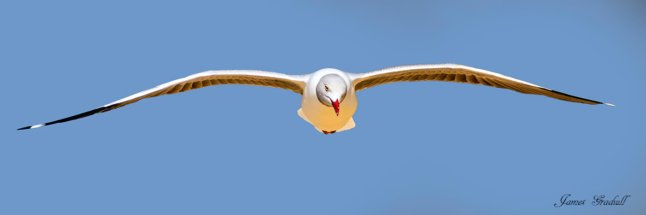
[[18, 64, 613, 133]]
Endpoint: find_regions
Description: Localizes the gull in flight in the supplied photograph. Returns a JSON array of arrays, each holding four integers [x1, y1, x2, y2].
[[18, 64, 613, 134]]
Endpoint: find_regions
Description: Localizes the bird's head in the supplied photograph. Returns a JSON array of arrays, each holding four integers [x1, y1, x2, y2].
[[316, 74, 347, 116]]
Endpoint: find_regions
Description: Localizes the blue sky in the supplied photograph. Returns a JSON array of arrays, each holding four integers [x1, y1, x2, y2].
[[1, 1, 645, 214]]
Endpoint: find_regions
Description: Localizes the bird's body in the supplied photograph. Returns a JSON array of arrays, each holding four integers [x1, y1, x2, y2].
[[18, 64, 613, 133], [300, 68, 357, 133]]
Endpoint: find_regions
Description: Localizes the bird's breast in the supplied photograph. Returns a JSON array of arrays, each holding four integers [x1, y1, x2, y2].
[[301, 91, 357, 131]]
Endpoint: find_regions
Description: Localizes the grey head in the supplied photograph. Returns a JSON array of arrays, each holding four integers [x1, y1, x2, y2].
[[316, 74, 348, 116]]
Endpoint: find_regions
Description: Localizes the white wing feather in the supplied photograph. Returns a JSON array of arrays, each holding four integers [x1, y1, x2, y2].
[[351, 64, 612, 106], [19, 70, 307, 130]]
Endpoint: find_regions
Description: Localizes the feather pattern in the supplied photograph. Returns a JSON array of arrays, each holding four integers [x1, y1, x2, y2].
[[18, 70, 306, 130], [352, 64, 612, 105]]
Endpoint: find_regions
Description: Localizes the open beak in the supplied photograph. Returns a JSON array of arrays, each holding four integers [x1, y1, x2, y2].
[[331, 98, 340, 116]]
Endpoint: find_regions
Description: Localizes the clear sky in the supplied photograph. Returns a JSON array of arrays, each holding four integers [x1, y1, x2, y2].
[[1, 1, 645, 214]]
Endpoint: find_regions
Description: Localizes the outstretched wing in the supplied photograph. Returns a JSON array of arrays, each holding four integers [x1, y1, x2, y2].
[[351, 64, 612, 105], [18, 70, 307, 130]]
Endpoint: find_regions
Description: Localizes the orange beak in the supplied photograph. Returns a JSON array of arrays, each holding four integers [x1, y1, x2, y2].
[[331, 99, 340, 116]]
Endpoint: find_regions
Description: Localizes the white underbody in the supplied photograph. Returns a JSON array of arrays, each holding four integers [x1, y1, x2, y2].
[[298, 69, 358, 133]]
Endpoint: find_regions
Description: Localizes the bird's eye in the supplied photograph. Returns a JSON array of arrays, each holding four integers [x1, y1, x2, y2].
[[324, 85, 329, 92]]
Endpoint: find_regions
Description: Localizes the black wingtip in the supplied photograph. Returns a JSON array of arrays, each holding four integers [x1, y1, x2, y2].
[[543, 88, 608, 105], [16, 105, 115, 131], [17, 126, 31, 130]]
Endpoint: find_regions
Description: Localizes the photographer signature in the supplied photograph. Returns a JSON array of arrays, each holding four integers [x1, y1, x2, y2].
[[554, 194, 631, 208]]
